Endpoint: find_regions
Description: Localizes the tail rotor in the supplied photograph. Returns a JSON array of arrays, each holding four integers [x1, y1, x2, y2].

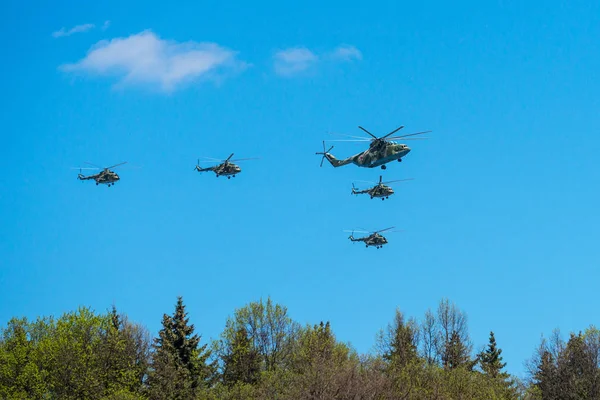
[[315, 141, 334, 167]]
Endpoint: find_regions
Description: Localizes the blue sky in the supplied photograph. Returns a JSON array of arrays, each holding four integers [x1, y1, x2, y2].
[[1, 0, 599, 378]]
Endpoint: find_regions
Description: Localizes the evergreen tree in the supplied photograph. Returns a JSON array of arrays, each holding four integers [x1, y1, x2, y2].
[[221, 326, 261, 386], [381, 309, 419, 369], [533, 350, 558, 399], [443, 330, 474, 370], [479, 331, 508, 378], [147, 296, 213, 400]]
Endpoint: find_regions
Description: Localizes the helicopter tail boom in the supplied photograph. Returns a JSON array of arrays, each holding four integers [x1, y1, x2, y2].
[[320, 152, 353, 168]]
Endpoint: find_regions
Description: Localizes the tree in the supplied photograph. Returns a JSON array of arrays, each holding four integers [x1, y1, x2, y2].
[[287, 321, 357, 399], [0, 318, 46, 399], [147, 296, 213, 400], [377, 308, 419, 369], [219, 297, 299, 372], [221, 326, 261, 386], [436, 299, 473, 369], [97, 306, 150, 397], [442, 330, 474, 370], [420, 309, 438, 365], [479, 331, 508, 378]]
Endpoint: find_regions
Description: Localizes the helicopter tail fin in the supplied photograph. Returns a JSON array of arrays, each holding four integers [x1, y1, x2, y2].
[[351, 184, 358, 195], [195, 161, 214, 173]]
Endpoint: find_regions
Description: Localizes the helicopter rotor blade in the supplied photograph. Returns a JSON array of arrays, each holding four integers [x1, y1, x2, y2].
[[328, 131, 372, 140], [84, 161, 102, 168], [198, 157, 223, 162], [230, 157, 259, 162], [381, 178, 414, 185], [327, 139, 371, 142], [388, 137, 429, 141], [106, 161, 127, 170], [389, 130, 432, 140], [381, 125, 405, 139], [316, 141, 334, 167], [224, 153, 234, 163], [358, 126, 377, 139], [71, 167, 99, 170], [374, 226, 395, 234]]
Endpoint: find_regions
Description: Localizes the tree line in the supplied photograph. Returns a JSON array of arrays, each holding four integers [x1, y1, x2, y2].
[[0, 296, 598, 399]]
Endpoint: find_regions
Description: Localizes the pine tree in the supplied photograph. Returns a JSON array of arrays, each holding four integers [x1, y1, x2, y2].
[[443, 331, 473, 370], [479, 331, 508, 378], [533, 350, 557, 399], [381, 309, 419, 369], [221, 326, 261, 386], [147, 296, 213, 400]]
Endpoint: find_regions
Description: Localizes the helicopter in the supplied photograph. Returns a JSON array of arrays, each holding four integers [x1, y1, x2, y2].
[[345, 227, 397, 249], [195, 153, 258, 179], [352, 176, 414, 200], [74, 162, 127, 187], [316, 125, 430, 170]]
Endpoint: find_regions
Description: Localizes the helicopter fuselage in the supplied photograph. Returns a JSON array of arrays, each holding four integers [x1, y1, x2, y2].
[[196, 162, 242, 178], [78, 170, 120, 186], [349, 233, 388, 248], [353, 184, 394, 199], [323, 142, 411, 169]]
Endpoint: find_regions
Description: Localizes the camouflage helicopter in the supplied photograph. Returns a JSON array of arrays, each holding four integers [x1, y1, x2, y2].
[[195, 153, 258, 179], [74, 162, 127, 187], [344, 227, 398, 249], [316, 125, 430, 170], [352, 176, 414, 200]]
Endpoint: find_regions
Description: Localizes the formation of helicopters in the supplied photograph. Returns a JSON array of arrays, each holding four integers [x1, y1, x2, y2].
[[74, 123, 430, 249], [316, 124, 431, 249]]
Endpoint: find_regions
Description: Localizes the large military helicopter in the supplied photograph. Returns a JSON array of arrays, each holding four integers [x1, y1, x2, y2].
[[195, 153, 258, 179], [352, 176, 414, 200], [344, 227, 397, 249], [74, 162, 127, 187], [316, 125, 430, 170]]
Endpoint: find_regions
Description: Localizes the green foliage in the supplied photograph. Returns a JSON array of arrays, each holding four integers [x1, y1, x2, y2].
[[0, 307, 150, 400], [4, 296, 599, 400], [0, 317, 47, 399], [218, 297, 299, 372], [221, 326, 261, 386], [147, 296, 213, 400], [378, 308, 419, 370]]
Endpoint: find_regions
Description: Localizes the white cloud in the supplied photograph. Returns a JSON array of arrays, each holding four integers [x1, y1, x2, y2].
[[273, 47, 318, 77], [330, 45, 362, 61], [60, 30, 246, 92], [273, 44, 361, 77], [102, 20, 111, 31], [52, 23, 95, 38]]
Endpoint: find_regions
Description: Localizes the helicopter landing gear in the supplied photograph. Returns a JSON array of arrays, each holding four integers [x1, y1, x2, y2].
[[365, 244, 368, 248], [227, 176, 231, 179], [381, 198, 385, 201], [381, 165, 387, 170], [96, 182, 99, 185], [398, 158, 402, 162]]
